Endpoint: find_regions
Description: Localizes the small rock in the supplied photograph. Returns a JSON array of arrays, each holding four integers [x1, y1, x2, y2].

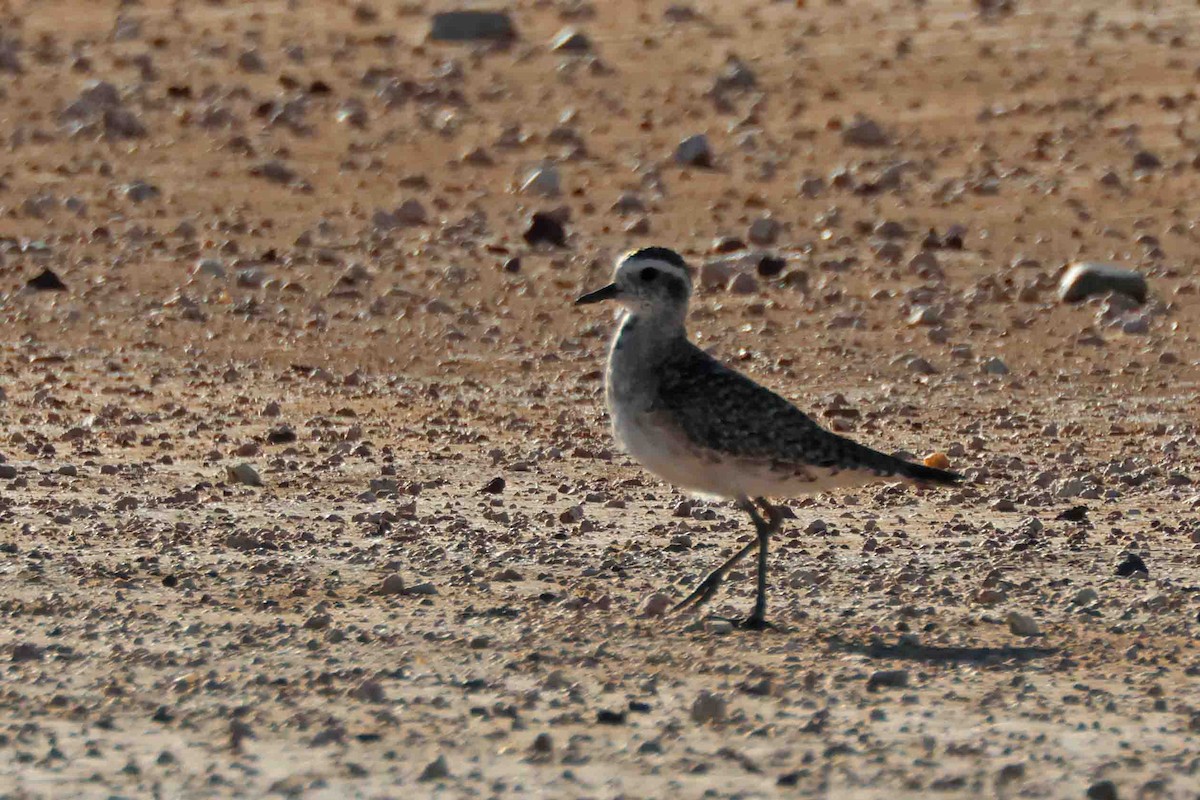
[[1059, 262, 1147, 304], [1006, 611, 1041, 637], [429, 11, 515, 42], [195, 258, 226, 279], [380, 574, 406, 595], [675, 134, 714, 168], [728, 272, 758, 294], [690, 691, 727, 724], [481, 477, 506, 494], [699, 260, 735, 288], [11, 643, 44, 662], [124, 181, 161, 203], [981, 357, 1009, 375], [842, 115, 890, 147], [227, 463, 263, 487], [705, 618, 734, 634], [304, 613, 331, 630], [1115, 553, 1148, 578], [530, 732, 553, 754], [266, 426, 297, 444], [417, 754, 450, 782], [27, 269, 67, 291], [1086, 780, 1119, 800], [640, 592, 671, 617], [1070, 588, 1099, 607], [521, 165, 561, 197], [866, 669, 909, 691], [394, 199, 428, 226], [350, 680, 387, 703], [747, 217, 780, 245], [0, 465, 17, 480], [596, 709, 626, 725], [907, 306, 941, 326], [406, 582, 438, 596], [523, 212, 567, 247], [551, 27, 592, 52], [1132, 150, 1161, 171]]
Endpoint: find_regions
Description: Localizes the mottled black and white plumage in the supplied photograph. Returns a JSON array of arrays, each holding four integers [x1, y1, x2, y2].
[[576, 246, 961, 627]]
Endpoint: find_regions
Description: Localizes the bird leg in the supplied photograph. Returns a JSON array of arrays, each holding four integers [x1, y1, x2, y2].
[[673, 498, 781, 620], [672, 537, 757, 615], [738, 497, 783, 630]]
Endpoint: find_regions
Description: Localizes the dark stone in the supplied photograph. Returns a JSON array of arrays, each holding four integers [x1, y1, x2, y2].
[[596, 709, 626, 725], [1115, 553, 1148, 578], [27, 269, 66, 291], [266, 426, 297, 444], [1086, 780, 1119, 800], [523, 213, 567, 247], [1059, 262, 1147, 304], [429, 11, 517, 43], [1056, 505, 1088, 522], [481, 477, 506, 494], [756, 255, 786, 277]]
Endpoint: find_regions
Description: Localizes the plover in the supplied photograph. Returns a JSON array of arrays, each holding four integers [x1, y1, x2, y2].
[[577, 247, 961, 629]]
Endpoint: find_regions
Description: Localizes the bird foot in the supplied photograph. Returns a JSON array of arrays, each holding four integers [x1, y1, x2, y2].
[[736, 614, 771, 631], [672, 571, 723, 614]]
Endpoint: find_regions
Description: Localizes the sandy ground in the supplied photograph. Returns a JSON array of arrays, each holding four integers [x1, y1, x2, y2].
[[1, 0, 1199, 797]]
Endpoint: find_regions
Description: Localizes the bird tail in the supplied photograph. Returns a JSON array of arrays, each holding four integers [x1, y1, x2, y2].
[[897, 460, 963, 486]]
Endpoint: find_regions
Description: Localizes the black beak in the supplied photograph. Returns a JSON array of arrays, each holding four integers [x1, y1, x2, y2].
[[575, 283, 621, 306]]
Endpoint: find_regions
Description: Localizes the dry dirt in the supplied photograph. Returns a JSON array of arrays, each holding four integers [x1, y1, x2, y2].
[[2, 0, 1200, 798]]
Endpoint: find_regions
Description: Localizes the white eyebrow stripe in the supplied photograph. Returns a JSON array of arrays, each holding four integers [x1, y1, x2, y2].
[[620, 256, 692, 283]]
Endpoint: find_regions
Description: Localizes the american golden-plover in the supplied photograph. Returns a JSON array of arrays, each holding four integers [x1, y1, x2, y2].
[[577, 247, 961, 629]]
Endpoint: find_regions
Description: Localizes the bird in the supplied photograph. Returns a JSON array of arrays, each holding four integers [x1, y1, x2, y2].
[[576, 246, 962, 629]]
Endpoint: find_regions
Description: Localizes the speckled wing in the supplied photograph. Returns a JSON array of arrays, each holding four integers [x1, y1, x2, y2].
[[653, 341, 960, 484]]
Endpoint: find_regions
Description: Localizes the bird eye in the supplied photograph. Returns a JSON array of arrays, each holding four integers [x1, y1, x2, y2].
[[640, 267, 659, 283]]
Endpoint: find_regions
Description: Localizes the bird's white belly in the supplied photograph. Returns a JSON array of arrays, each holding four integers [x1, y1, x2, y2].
[[611, 406, 876, 500]]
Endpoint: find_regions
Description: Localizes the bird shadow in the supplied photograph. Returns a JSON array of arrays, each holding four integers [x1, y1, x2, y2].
[[826, 635, 1057, 665]]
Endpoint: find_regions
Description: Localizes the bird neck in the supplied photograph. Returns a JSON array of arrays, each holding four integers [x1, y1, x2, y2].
[[610, 309, 687, 368]]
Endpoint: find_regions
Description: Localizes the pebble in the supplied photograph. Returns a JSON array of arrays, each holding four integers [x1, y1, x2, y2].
[[481, 477, 506, 494], [429, 11, 516, 42], [26, 268, 67, 291], [417, 754, 450, 781], [841, 115, 890, 147], [675, 134, 714, 168], [227, 463, 263, 487], [350, 680, 387, 703], [640, 592, 671, 617], [690, 691, 727, 724], [195, 258, 226, 279], [728, 272, 758, 294], [866, 669, 909, 691], [1006, 611, 1041, 637], [551, 27, 592, 52], [1115, 553, 1148, 578], [124, 181, 161, 203], [406, 582, 438, 596], [521, 165, 561, 197], [747, 217, 780, 245], [981, 357, 1009, 375], [523, 212, 567, 247], [1059, 262, 1147, 304], [1086, 780, 1119, 800], [907, 306, 941, 326], [0, 465, 16, 480], [1070, 589, 1099, 609], [380, 574, 405, 595]]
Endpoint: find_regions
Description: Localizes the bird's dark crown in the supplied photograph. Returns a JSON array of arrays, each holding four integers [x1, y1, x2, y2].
[[625, 247, 687, 269]]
